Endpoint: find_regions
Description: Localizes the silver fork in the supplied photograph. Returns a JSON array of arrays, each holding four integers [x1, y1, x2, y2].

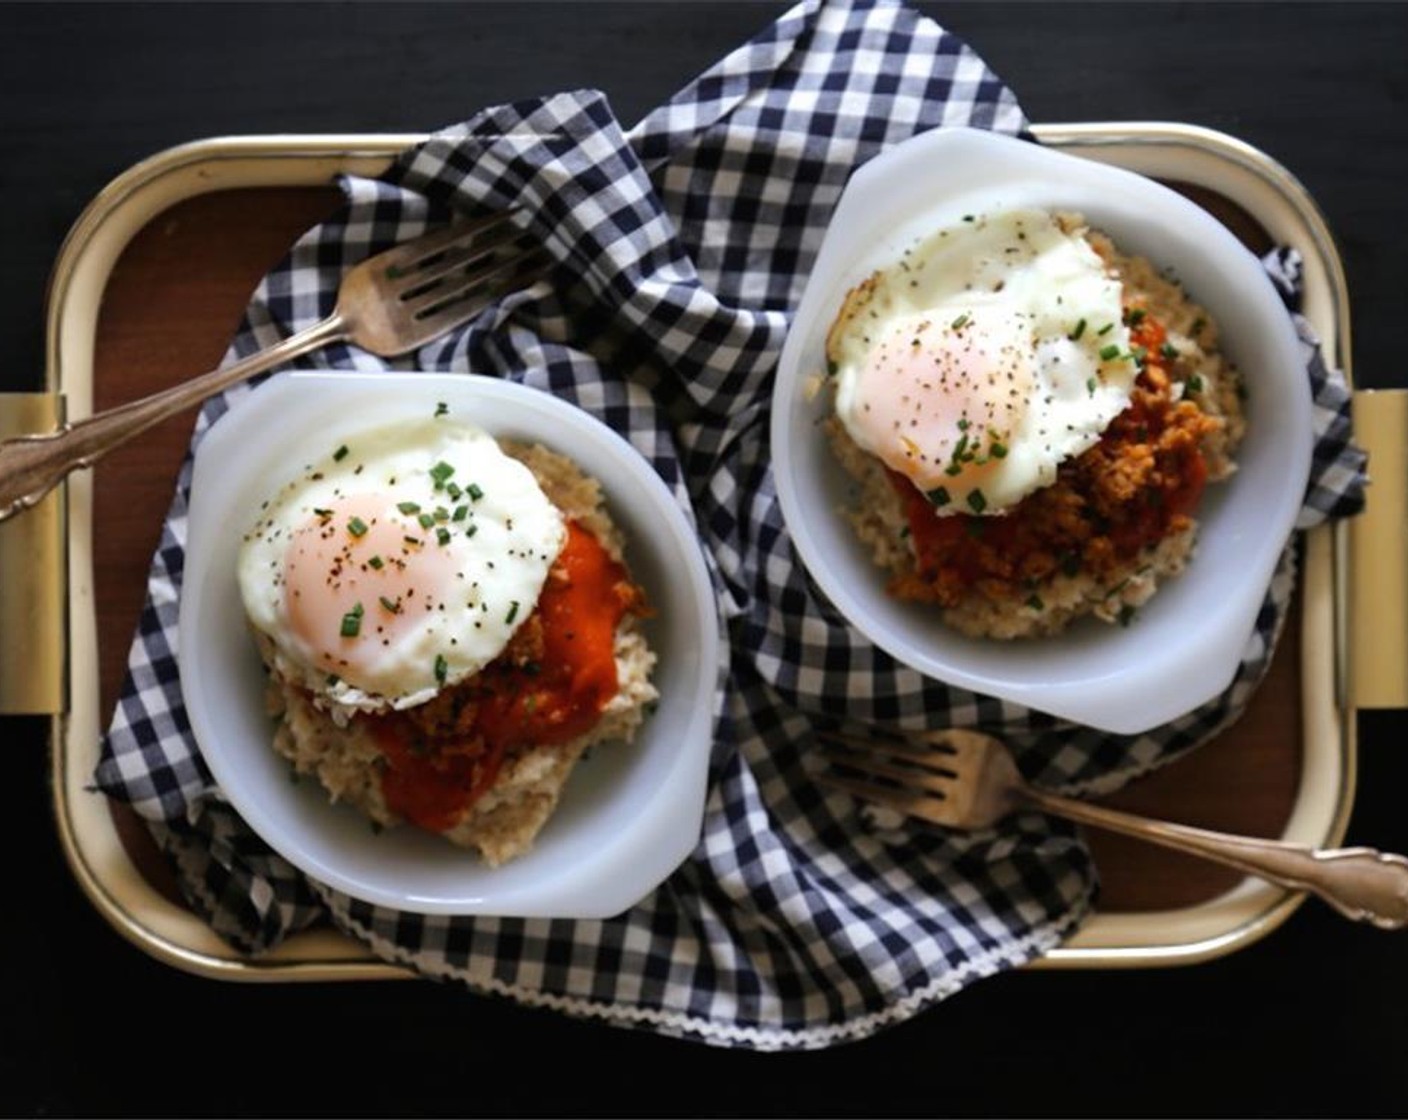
[[0, 209, 554, 522], [818, 727, 1408, 930]]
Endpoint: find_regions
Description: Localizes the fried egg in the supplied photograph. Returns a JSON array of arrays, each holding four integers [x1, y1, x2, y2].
[[830, 208, 1137, 514], [238, 414, 566, 713]]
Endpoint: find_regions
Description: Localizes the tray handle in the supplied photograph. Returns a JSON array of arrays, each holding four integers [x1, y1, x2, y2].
[[1350, 388, 1408, 711], [0, 392, 65, 715]]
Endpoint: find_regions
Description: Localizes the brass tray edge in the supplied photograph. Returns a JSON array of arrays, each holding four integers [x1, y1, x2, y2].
[[48, 123, 1353, 981], [0, 394, 66, 714], [1348, 388, 1408, 710]]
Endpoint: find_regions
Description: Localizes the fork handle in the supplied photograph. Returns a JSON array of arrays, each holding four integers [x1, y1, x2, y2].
[[1023, 787, 1408, 930], [0, 311, 347, 522]]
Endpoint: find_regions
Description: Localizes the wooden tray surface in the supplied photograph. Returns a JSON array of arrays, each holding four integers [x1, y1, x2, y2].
[[90, 185, 1302, 916]]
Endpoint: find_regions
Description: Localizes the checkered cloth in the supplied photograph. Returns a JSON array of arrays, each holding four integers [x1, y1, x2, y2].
[[95, 0, 1366, 1049]]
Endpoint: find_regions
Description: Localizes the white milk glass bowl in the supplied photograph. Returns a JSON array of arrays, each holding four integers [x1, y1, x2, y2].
[[771, 128, 1311, 734], [180, 371, 720, 916]]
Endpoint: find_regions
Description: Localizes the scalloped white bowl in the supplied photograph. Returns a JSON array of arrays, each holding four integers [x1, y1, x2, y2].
[[771, 128, 1311, 734], [180, 371, 720, 916]]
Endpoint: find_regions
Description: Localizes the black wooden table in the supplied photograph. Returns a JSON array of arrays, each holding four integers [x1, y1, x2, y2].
[[3, 4, 1406, 1115]]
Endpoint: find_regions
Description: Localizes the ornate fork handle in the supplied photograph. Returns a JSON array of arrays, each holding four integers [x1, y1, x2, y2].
[[1024, 787, 1408, 930], [0, 314, 346, 521]]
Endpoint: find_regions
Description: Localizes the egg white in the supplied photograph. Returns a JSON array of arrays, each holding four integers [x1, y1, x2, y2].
[[831, 208, 1137, 514], [238, 416, 566, 714]]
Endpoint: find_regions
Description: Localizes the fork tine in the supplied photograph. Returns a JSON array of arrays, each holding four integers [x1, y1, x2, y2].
[[816, 731, 974, 827], [818, 730, 958, 762], [815, 770, 946, 819], [402, 249, 556, 342], [379, 208, 522, 275], [339, 211, 556, 357], [405, 247, 554, 324], [400, 240, 550, 318], [817, 728, 1023, 831], [818, 738, 958, 798], [395, 223, 535, 297]]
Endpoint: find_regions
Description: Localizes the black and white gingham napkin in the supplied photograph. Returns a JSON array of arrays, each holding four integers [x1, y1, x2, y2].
[[94, 0, 1366, 1050]]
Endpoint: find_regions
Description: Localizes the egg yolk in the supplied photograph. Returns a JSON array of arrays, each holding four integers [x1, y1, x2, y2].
[[282, 491, 460, 688], [846, 308, 1034, 493]]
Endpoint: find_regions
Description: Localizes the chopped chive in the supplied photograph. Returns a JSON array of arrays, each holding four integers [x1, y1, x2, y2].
[[1161, 342, 1179, 361], [957, 417, 970, 432], [950, 312, 970, 330], [446, 482, 463, 500], [312, 507, 333, 518], [1130, 345, 1148, 363], [452, 505, 468, 522], [379, 595, 400, 614], [340, 603, 364, 637], [1068, 318, 1087, 341], [397, 501, 421, 515], [436, 527, 451, 546], [1186, 374, 1204, 393], [434, 654, 448, 685], [989, 441, 1008, 459], [1099, 344, 1121, 361], [430, 461, 455, 487], [1124, 307, 1146, 326], [368, 555, 384, 570], [967, 489, 988, 514], [926, 486, 951, 508], [1098, 322, 1115, 336], [434, 401, 449, 417], [347, 516, 369, 538], [465, 524, 478, 538], [417, 512, 435, 529], [1087, 377, 1098, 395], [333, 444, 349, 462], [403, 535, 422, 547], [467, 483, 484, 501], [433, 506, 450, 522], [506, 600, 520, 624]]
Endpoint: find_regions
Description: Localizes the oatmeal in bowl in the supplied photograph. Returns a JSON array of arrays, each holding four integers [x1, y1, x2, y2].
[[824, 207, 1246, 639]]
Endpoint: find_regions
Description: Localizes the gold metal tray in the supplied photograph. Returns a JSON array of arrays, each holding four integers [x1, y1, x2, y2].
[[17, 124, 1406, 981]]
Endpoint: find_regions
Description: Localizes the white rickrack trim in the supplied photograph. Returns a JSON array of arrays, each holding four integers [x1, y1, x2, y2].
[[320, 885, 1093, 1052]]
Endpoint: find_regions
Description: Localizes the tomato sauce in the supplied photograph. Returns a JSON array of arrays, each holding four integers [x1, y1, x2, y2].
[[372, 520, 636, 833], [894, 307, 1214, 605]]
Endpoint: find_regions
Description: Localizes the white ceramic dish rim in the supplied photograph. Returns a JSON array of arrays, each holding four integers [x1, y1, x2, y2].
[[771, 127, 1313, 734], [179, 371, 721, 917]]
